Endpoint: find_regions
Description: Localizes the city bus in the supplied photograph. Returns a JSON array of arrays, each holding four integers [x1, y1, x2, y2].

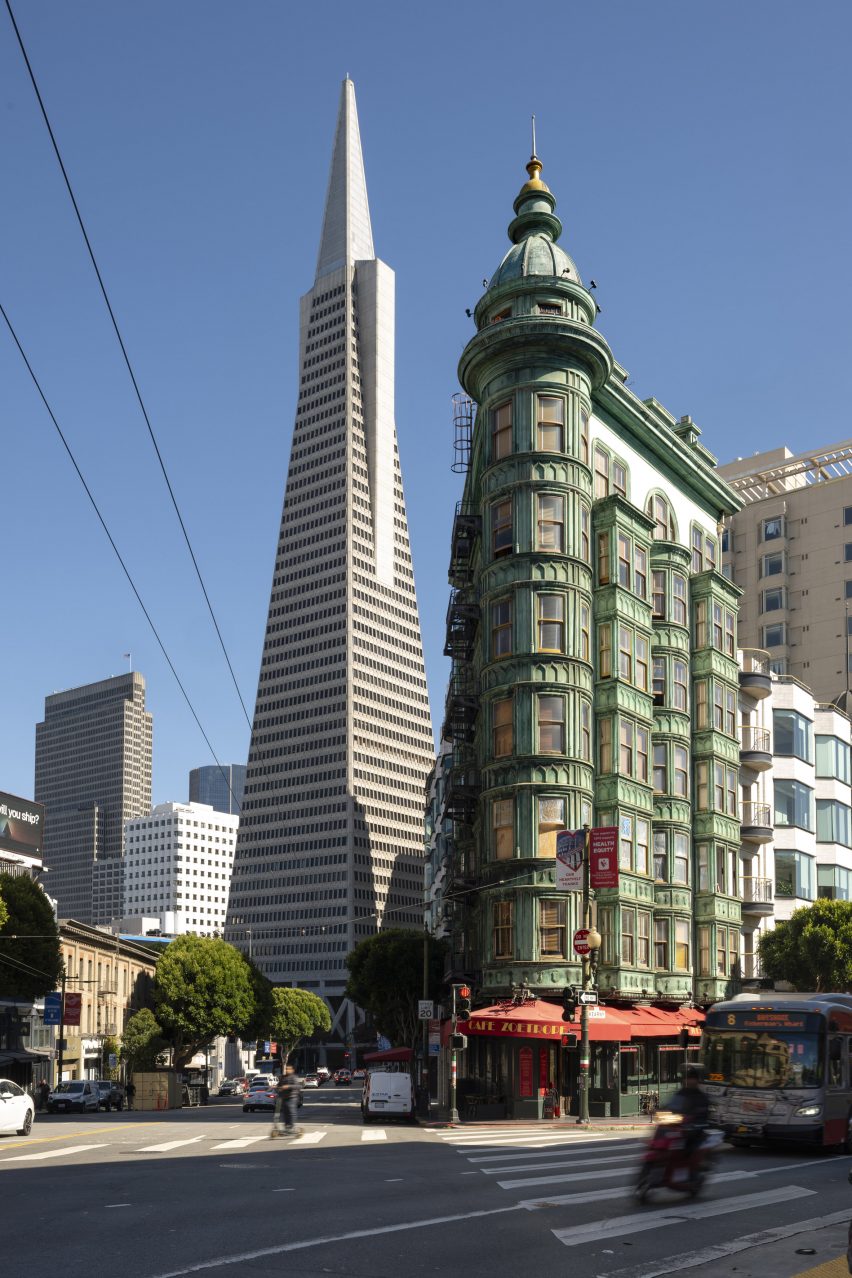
[[702, 992, 852, 1150]]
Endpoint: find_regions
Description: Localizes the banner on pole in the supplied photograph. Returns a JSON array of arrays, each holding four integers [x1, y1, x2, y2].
[[556, 829, 585, 891], [590, 826, 619, 889]]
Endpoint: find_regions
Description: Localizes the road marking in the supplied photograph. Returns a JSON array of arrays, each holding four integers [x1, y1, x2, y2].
[[137, 1137, 205, 1153], [464, 1138, 645, 1163], [496, 1163, 644, 1191], [289, 1132, 325, 1146], [2, 1144, 107, 1162], [272, 1188, 295, 1192], [594, 1207, 852, 1278], [106, 1203, 132, 1208], [147, 1203, 525, 1276], [361, 1129, 387, 1141], [211, 1137, 268, 1150], [551, 1185, 812, 1247], [482, 1151, 638, 1176], [385, 1178, 404, 1182]]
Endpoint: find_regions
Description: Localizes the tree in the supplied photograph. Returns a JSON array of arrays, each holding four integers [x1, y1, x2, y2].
[[121, 1008, 168, 1073], [0, 887, 8, 931], [269, 988, 331, 1065], [758, 899, 852, 992], [345, 929, 447, 1050], [0, 872, 62, 999], [237, 959, 275, 1044], [101, 1034, 121, 1080], [153, 935, 257, 1069]]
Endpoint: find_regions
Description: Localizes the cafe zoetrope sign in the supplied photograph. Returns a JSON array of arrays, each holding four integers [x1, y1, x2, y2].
[[465, 1016, 598, 1039]]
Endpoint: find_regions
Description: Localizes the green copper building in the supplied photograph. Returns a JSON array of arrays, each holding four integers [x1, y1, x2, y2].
[[442, 152, 743, 1118]]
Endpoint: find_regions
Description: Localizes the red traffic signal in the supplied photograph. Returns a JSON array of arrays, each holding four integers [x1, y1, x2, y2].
[[458, 985, 471, 999]]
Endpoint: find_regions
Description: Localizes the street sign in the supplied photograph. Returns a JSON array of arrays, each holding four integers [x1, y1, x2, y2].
[[108, 1053, 117, 1069], [573, 928, 591, 956], [556, 829, 584, 891], [590, 826, 619, 889], [418, 999, 434, 1020], [577, 991, 599, 1005], [588, 1008, 606, 1020], [43, 992, 62, 1025], [63, 992, 82, 1026]]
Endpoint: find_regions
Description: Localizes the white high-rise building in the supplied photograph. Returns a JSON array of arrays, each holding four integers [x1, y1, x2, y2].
[[225, 79, 434, 1042], [124, 801, 238, 936]]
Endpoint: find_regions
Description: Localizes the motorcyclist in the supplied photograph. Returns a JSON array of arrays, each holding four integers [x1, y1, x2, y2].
[[667, 1064, 710, 1160]]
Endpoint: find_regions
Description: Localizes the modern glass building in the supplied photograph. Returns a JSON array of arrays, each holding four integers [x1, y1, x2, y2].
[[188, 764, 246, 816]]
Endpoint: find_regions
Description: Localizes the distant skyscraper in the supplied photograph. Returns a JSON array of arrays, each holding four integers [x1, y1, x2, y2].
[[226, 80, 434, 1037], [188, 764, 246, 815], [35, 672, 152, 925]]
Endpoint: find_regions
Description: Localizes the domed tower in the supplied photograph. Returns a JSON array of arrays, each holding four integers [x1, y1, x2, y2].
[[442, 146, 743, 1117]]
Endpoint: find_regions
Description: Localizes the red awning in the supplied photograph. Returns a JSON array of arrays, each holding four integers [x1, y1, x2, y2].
[[459, 999, 630, 1043], [362, 1047, 413, 1063], [614, 1006, 705, 1038]]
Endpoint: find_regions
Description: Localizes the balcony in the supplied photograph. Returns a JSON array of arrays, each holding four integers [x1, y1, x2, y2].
[[742, 876, 775, 916], [444, 590, 480, 663], [739, 649, 772, 699], [448, 501, 481, 587], [740, 800, 773, 844], [739, 725, 772, 771], [441, 667, 479, 744]]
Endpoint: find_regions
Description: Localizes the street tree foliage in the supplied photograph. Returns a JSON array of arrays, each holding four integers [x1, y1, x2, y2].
[[101, 1034, 121, 1080], [345, 929, 448, 1050], [121, 1008, 168, 1073], [153, 935, 257, 1068], [758, 899, 852, 992], [239, 959, 276, 1044], [269, 987, 331, 1064], [0, 888, 8, 931], [0, 872, 62, 999]]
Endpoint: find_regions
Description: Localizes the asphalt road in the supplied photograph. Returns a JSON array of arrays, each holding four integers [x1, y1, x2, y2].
[[2, 1085, 850, 1278]]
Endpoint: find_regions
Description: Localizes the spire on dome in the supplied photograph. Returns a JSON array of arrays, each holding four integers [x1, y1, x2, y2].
[[315, 78, 375, 280]]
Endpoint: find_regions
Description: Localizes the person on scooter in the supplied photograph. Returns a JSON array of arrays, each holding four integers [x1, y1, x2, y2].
[[668, 1064, 710, 1159]]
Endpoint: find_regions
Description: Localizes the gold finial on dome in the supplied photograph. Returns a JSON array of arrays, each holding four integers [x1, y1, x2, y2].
[[520, 115, 550, 193]]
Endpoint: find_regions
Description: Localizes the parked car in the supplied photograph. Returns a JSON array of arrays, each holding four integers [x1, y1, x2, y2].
[[218, 1077, 247, 1096], [95, 1080, 125, 1111], [47, 1080, 100, 1114], [0, 1079, 34, 1136], [335, 1069, 352, 1086], [243, 1084, 302, 1113]]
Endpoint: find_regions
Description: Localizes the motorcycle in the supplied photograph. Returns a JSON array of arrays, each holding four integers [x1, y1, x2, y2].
[[635, 1112, 724, 1204]]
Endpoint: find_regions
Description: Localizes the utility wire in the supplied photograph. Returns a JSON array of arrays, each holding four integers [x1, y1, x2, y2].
[[0, 299, 236, 804], [4, 0, 253, 740]]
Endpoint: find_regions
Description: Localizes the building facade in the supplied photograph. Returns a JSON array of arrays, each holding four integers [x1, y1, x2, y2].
[[440, 151, 743, 1117], [719, 441, 852, 703], [35, 673, 153, 926], [188, 764, 246, 816], [225, 80, 434, 1046], [124, 801, 238, 937]]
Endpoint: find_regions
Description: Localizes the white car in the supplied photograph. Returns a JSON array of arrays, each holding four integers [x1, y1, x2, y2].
[[0, 1079, 35, 1136]]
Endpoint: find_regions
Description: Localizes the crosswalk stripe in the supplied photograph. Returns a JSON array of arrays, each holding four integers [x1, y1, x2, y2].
[[211, 1137, 268, 1150], [2, 1144, 107, 1162], [361, 1129, 387, 1141], [289, 1132, 325, 1146], [137, 1137, 205, 1153], [496, 1163, 637, 1191], [518, 1168, 757, 1209], [550, 1185, 813, 1247], [465, 1139, 645, 1163], [482, 1151, 636, 1176]]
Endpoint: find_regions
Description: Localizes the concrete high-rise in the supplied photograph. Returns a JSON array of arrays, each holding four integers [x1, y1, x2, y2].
[[188, 763, 246, 815], [225, 80, 434, 1039], [35, 672, 152, 925], [719, 441, 852, 705]]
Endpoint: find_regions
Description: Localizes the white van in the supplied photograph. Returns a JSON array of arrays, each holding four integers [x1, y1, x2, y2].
[[361, 1069, 414, 1122]]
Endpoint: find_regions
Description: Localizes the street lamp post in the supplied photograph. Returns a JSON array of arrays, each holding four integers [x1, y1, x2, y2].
[[577, 826, 602, 1126]]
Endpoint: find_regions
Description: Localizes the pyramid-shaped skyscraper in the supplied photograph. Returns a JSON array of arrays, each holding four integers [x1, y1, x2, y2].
[[226, 80, 435, 1040]]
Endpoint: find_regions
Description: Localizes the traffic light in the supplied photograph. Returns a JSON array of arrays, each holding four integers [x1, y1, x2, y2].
[[561, 986, 577, 1022], [457, 984, 472, 1020], [450, 1033, 468, 1050], [679, 1029, 690, 1050], [561, 1033, 578, 1048]]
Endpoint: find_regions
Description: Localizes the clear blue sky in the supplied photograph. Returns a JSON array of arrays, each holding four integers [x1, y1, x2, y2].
[[1, 1, 850, 807]]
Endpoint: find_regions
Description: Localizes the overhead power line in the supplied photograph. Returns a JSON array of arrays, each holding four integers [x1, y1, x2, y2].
[[4, 0, 253, 735], [0, 299, 238, 809]]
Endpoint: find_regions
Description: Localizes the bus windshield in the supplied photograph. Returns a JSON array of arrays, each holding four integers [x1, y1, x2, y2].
[[703, 1028, 824, 1089]]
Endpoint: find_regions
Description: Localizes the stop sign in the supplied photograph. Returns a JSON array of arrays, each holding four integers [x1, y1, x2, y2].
[[573, 928, 591, 956]]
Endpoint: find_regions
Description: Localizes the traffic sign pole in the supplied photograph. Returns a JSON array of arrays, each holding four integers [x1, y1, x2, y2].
[[578, 826, 591, 1126]]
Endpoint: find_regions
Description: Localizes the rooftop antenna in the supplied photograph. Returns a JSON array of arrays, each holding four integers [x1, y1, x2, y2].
[[531, 113, 537, 158]]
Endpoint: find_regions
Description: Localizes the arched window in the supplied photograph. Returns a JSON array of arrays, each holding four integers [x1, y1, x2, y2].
[[646, 492, 677, 541]]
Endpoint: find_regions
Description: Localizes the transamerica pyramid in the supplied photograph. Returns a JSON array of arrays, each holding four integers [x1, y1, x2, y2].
[[226, 80, 435, 1048]]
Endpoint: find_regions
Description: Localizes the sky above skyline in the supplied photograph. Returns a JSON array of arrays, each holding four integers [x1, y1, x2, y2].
[[2, 1, 850, 808]]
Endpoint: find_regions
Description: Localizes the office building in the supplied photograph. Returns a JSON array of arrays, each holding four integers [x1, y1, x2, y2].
[[225, 80, 434, 1042], [35, 673, 152, 925], [719, 441, 852, 704], [188, 764, 246, 816], [437, 148, 743, 1118], [124, 801, 238, 937]]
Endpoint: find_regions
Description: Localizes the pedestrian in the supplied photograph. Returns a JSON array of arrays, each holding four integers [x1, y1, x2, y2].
[[126, 1079, 136, 1112], [271, 1065, 301, 1139], [37, 1079, 49, 1112]]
